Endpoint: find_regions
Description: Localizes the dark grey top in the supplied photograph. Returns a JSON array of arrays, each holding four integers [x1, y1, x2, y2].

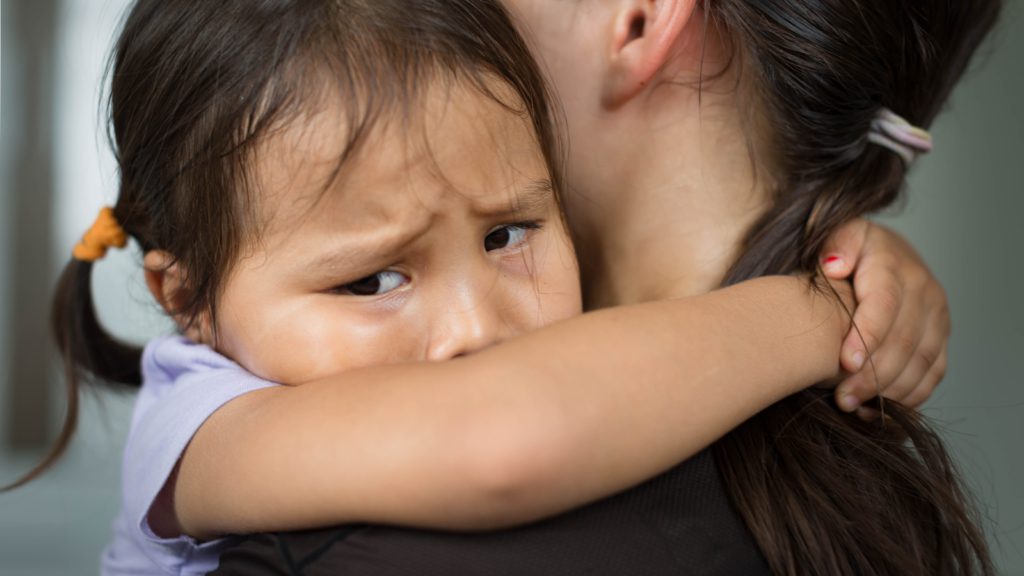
[[210, 448, 769, 575]]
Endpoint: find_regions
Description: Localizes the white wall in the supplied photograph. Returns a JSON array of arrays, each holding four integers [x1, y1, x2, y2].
[[54, 0, 172, 343], [1, 2, 168, 574], [0, 0, 19, 445]]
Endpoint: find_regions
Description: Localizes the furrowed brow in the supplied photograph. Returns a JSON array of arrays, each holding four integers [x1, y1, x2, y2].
[[303, 225, 430, 274], [477, 178, 554, 218]]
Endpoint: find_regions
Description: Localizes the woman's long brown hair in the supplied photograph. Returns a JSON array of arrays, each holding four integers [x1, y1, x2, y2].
[[706, 0, 1002, 574]]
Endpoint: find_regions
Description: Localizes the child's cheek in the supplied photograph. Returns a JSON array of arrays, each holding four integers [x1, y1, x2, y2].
[[265, 309, 426, 385], [497, 251, 536, 277], [534, 237, 583, 320]]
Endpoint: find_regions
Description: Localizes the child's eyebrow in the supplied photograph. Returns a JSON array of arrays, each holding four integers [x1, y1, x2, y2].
[[302, 225, 431, 273], [474, 179, 554, 218]]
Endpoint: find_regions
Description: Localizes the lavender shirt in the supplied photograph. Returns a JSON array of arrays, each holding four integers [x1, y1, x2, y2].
[[101, 336, 278, 576]]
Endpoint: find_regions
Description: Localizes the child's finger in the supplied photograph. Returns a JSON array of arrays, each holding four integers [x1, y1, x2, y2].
[[879, 303, 948, 405], [819, 218, 869, 280], [840, 235, 919, 375], [855, 406, 882, 422], [840, 283, 901, 374], [900, 349, 948, 409]]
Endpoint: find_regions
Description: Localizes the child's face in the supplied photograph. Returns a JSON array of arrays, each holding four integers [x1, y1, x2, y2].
[[210, 80, 582, 385]]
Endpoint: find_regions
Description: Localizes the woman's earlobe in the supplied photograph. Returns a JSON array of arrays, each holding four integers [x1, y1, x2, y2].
[[602, 0, 699, 108]]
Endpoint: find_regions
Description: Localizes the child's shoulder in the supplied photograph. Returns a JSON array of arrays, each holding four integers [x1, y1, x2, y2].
[[106, 337, 279, 574], [142, 336, 241, 383], [138, 336, 271, 399], [131, 335, 277, 447]]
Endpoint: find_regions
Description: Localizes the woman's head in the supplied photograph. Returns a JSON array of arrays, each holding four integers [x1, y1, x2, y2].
[[509, 1, 1001, 574], [710, 0, 1003, 280], [505, 0, 1000, 279], [35, 0, 580, 487], [708, 7, 1000, 573]]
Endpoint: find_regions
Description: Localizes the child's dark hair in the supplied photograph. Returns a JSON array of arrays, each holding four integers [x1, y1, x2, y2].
[[704, 0, 1002, 574], [13, 0, 560, 490]]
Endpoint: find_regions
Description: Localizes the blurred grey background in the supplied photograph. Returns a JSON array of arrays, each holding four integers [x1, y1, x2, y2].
[[1, 0, 1022, 574]]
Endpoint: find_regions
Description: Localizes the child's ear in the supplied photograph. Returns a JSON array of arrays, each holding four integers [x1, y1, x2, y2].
[[603, 0, 699, 108], [143, 250, 212, 344]]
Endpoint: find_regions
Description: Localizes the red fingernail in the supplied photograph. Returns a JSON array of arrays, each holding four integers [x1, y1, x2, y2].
[[824, 255, 841, 265]]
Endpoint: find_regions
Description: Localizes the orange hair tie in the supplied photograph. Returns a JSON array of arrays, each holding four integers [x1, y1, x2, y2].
[[72, 207, 128, 262]]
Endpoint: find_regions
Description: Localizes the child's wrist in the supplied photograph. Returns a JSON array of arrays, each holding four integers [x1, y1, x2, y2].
[[809, 276, 855, 381], [766, 274, 852, 384]]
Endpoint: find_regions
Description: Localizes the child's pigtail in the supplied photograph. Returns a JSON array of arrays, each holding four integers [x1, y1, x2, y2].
[[2, 210, 143, 491], [52, 258, 143, 389]]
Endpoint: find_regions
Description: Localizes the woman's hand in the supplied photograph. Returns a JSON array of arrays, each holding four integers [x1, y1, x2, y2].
[[819, 219, 950, 413]]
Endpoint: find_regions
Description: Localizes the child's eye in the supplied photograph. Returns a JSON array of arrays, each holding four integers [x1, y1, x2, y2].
[[484, 222, 541, 252], [333, 271, 408, 296]]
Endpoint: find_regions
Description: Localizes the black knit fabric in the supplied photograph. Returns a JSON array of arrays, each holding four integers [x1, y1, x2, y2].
[[210, 449, 769, 576]]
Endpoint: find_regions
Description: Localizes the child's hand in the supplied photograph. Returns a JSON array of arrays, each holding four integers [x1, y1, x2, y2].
[[818, 219, 950, 413]]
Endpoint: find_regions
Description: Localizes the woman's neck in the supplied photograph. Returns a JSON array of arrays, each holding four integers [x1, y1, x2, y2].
[[571, 84, 773, 310]]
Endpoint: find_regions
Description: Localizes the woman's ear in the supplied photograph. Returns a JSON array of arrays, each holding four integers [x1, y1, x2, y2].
[[143, 250, 212, 344], [603, 0, 699, 108]]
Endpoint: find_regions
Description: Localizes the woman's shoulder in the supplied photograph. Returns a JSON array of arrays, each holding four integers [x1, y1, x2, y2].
[[211, 449, 770, 576]]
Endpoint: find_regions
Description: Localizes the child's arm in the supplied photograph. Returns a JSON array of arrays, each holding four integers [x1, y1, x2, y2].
[[175, 275, 851, 539]]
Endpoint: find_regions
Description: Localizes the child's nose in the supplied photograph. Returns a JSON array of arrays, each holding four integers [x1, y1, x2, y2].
[[426, 285, 507, 361]]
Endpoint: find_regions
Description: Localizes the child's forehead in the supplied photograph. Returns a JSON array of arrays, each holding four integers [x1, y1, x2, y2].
[[250, 77, 553, 239]]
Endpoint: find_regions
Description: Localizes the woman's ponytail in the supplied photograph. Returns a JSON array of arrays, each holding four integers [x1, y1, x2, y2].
[[705, 0, 1001, 572], [715, 153, 993, 574]]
